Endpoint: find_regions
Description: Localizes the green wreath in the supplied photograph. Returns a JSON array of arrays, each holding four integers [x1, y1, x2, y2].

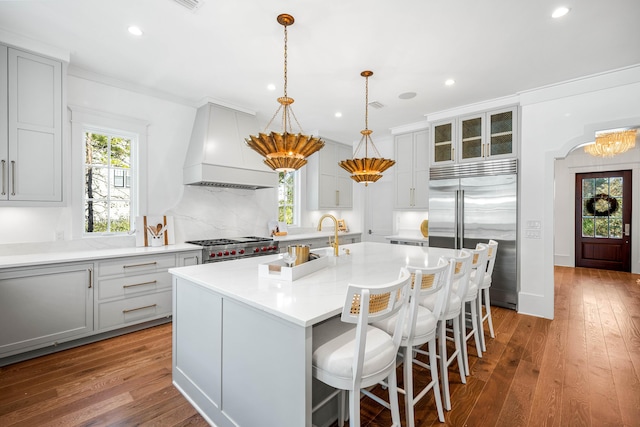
[[585, 193, 618, 217]]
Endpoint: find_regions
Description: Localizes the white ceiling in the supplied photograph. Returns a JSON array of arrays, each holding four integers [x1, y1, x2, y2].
[[1, 0, 639, 143]]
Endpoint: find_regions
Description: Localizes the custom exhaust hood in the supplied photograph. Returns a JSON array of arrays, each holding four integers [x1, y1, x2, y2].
[[183, 102, 278, 189]]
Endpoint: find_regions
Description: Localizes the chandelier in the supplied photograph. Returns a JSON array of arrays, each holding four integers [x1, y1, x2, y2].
[[339, 70, 395, 186], [584, 129, 637, 157], [245, 14, 324, 172]]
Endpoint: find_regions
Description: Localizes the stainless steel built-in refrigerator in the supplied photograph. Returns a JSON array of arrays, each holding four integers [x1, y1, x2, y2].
[[428, 159, 518, 309]]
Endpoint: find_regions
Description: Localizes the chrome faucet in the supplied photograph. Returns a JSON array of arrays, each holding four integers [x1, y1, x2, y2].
[[317, 214, 339, 256]]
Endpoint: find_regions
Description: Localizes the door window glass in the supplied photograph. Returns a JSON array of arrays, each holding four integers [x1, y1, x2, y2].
[[581, 176, 623, 238]]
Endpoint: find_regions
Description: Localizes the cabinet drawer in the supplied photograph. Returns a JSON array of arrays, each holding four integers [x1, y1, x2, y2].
[[97, 271, 171, 300], [97, 291, 171, 331], [97, 254, 176, 277]]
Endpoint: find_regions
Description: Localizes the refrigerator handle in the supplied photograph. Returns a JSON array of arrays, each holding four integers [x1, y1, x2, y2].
[[454, 190, 460, 248], [460, 189, 465, 248]]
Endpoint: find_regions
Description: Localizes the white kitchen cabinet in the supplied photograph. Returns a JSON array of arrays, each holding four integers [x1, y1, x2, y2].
[[95, 253, 178, 332], [394, 130, 429, 209], [307, 139, 353, 210], [0, 263, 94, 358], [178, 250, 201, 266], [430, 106, 518, 166], [1, 44, 63, 203]]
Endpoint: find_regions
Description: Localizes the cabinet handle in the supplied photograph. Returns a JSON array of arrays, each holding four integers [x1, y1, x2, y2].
[[88, 268, 93, 288], [1, 160, 5, 196], [11, 160, 16, 196], [123, 280, 157, 289], [123, 304, 157, 314], [482, 144, 485, 158], [122, 261, 157, 269], [336, 190, 339, 206]]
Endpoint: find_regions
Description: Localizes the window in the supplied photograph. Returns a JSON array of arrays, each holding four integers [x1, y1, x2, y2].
[[84, 131, 135, 233], [278, 171, 296, 225]]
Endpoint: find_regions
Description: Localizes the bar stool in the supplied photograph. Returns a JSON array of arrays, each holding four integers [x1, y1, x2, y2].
[[419, 250, 471, 411], [312, 269, 412, 427], [475, 239, 498, 351], [372, 258, 454, 425], [455, 244, 488, 377]]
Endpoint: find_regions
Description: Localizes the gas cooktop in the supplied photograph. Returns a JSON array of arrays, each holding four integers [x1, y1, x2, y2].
[[185, 236, 279, 263]]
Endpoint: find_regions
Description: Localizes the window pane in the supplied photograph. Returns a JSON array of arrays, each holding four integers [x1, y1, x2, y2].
[[85, 132, 109, 165], [582, 178, 594, 198], [608, 176, 622, 197], [595, 218, 609, 238], [110, 201, 131, 232], [85, 166, 109, 200], [110, 137, 131, 168], [609, 218, 622, 238], [612, 198, 623, 218], [85, 200, 108, 232], [582, 217, 594, 237], [595, 177, 609, 194]]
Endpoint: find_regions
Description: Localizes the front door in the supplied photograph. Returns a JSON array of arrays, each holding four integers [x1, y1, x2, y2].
[[575, 170, 632, 271]]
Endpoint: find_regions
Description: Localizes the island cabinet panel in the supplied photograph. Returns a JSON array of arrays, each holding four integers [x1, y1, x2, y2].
[[172, 277, 312, 427], [0, 263, 93, 358]]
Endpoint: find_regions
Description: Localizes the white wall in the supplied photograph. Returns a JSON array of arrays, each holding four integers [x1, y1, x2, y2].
[[519, 65, 640, 319]]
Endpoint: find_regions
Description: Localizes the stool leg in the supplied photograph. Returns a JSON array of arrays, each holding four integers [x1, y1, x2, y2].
[[478, 290, 487, 352], [438, 322, 451, 411], [428, 339, 445, 422], [485, 287, 495, 338], [403, 346, 415, 427]]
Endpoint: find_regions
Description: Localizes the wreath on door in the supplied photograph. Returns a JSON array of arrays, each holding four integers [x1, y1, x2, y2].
[[585, 193, 619, 217]]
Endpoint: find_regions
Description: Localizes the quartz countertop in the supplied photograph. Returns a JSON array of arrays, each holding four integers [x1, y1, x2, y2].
[[169, 242, 460, 328], [0, 243, 202, 269]]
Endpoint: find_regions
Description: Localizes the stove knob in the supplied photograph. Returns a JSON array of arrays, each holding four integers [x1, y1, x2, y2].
[[261, 247, 268, 252], [210, 253, 216, 258], [224, 251, 230, 256], [239, 249, 245, 255], [230, 250, 236, 255], [254, 248, 260, 253], [217, 252, 223, 257], [270, 246, 277, 251]]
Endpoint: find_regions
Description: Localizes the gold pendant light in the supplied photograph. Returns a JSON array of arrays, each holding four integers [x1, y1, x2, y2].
[[245, 14, 324, 172], [584, 129, 637, 157], [339, 70, 395, 186]]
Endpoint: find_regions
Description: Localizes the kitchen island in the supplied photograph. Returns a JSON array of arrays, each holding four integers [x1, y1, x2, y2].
[[169, 242, 460, 427]]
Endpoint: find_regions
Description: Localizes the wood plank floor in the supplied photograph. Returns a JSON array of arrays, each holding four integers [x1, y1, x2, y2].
[[1, 266, 639, 426]]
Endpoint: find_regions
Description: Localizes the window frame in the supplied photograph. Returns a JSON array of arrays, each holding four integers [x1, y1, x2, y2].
[[69, 106, 148, 239]]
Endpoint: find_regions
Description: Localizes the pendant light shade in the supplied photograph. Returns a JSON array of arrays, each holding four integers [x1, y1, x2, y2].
[[245, 14, 324, 172], [339, 70, 395, 186]]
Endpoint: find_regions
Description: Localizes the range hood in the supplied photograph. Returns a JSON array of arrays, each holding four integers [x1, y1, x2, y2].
[[183, 102, 278, 189]]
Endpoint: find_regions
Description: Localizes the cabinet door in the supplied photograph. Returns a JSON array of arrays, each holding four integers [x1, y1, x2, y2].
[[458, 114, 484, 163], [335, 143, 353, 208], [431, 121, 455, 166], [178, 251, 201, 266], [413, 130, 430, 208], [0, 263, 93, 357], [486, 107, 517, 159], [394, 133, 415, 208], [6, 48, 62, 202]]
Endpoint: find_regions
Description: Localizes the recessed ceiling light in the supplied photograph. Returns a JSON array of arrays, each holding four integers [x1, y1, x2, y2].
[[334, 112, 342, 118], [398, 92, 416, 100], [445, 79, 455, 86], [128, 26, 143, 36], [267, 84, 276, 91], [552, 7, 570, 18]]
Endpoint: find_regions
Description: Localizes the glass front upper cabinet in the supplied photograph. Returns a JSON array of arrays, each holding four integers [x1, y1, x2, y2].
[[430, 106, 518, 166]]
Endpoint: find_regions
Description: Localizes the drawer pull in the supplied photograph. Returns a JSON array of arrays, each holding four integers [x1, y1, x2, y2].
[[123, 304, 157, 314], [122, 261, 157, 269], [123, 280, 157, 289], [88, 268, 93, 288], [1, 160, 5, 195]]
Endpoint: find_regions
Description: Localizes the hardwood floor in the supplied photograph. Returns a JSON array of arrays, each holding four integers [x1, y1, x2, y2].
[[1, 266, 639, 426]]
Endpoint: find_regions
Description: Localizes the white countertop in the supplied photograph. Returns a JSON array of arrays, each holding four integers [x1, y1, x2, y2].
[[272, 231, 361, 242], [0, 243, 202, 269], [169, 242, 460, 328]]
